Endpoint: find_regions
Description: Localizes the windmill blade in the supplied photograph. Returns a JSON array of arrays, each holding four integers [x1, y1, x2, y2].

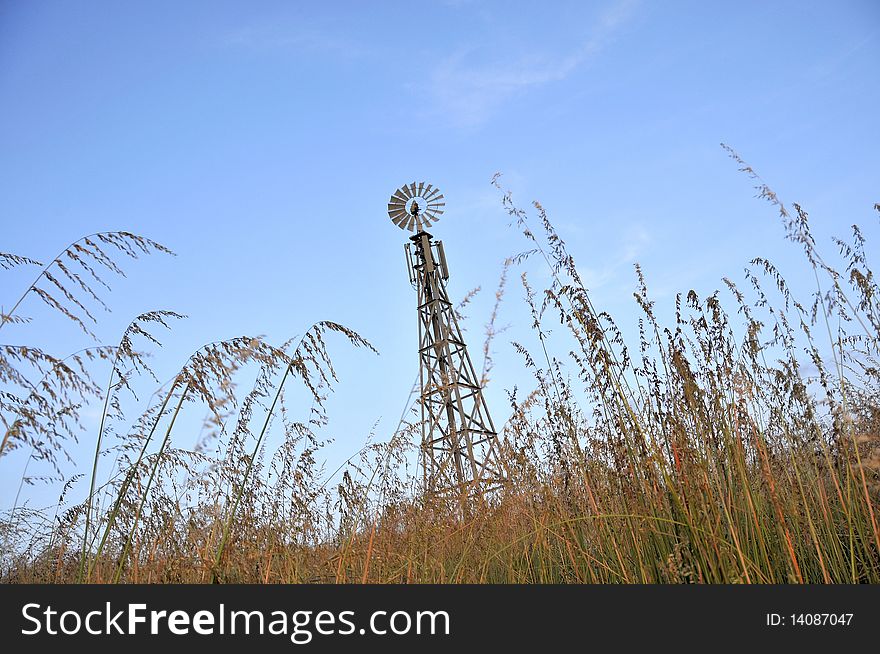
[[409, 182, 418, 197], [405, 215, 416, 231], [424, 187, 442, 202]]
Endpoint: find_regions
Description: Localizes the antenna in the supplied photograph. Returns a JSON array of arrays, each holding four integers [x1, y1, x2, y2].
[[388, 182, 503, 498]]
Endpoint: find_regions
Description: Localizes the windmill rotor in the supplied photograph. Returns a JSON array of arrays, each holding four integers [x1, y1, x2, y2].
[[388, 181, 445, 233]]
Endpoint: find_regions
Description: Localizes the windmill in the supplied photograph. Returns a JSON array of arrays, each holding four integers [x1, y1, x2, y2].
[[388, 182, 503, 497]]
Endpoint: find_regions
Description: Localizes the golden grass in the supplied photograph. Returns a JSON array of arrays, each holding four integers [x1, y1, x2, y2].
[[1, 151, 878, 583]]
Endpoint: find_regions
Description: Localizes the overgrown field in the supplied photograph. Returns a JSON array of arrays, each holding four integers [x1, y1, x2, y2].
[[2, 151, 879, 583]]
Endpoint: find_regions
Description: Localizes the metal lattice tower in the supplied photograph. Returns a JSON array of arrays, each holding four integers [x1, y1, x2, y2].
[[388, 182, 503, 496]]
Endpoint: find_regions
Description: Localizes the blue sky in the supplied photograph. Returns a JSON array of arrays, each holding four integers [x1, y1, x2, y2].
[[2, 1, 879, 506]]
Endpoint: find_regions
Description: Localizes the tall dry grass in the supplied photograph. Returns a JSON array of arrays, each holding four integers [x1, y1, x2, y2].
[[2, 150, 878, 583]]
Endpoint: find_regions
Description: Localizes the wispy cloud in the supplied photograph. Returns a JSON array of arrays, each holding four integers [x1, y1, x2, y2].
[[219, 22, 366, 58], [578, 223, 650, 292], [425, 0, 639, 127]]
